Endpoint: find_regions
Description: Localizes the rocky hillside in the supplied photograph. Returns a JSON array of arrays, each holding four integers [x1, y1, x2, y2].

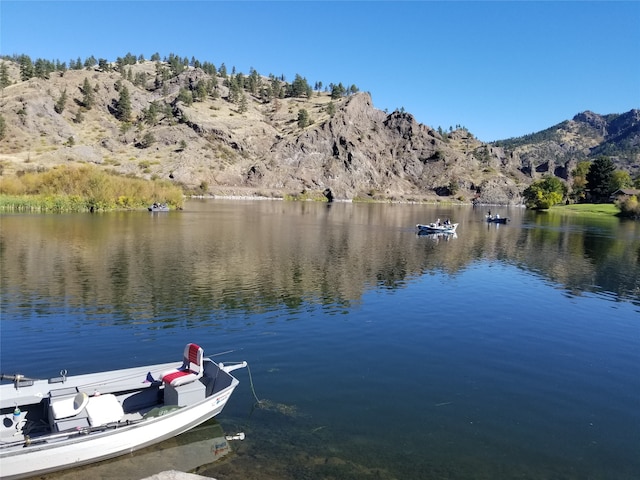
[[492, 110, 640, 180], [1, 58, 637, 204]]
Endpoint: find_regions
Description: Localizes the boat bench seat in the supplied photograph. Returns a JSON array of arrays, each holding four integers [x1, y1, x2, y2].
[[49, 392, 124, 429], [50, 392, 89, 420], [85, 394, 124, 426]]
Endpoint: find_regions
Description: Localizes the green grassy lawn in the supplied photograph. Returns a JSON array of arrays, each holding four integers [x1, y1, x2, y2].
[[551, 203, 620, 216]]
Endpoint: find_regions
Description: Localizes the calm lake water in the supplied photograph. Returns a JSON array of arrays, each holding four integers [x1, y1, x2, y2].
[[1, 200, 639, 480]]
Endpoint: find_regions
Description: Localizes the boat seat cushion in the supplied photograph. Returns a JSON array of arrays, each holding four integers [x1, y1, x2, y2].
[[86, 394, 124, 427], [160, 370, 199, 387], [51, 392, 90, 420]]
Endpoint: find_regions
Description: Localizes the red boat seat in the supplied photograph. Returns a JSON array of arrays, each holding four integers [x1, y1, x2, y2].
[[159, 343, 204, 387]]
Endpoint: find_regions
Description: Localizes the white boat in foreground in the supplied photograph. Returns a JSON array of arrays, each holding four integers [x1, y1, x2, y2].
[[416, 220, 458, 234], [0, 343, 246, 480]]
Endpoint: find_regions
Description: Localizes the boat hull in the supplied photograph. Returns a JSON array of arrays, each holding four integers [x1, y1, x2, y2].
[[416, 223, 458, 234], [1, 387, 236, 479], [0, 360, 242, 479]]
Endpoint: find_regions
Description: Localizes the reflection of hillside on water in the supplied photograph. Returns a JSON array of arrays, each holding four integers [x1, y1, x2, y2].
[[1, 202, 638, 321]]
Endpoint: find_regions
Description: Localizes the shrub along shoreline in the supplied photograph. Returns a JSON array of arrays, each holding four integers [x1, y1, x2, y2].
[[0, 165, 183, 212]]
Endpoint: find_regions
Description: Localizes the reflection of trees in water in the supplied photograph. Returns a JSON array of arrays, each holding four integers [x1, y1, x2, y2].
[[2, 204, 638, 323], [511, 213, 639, 303]]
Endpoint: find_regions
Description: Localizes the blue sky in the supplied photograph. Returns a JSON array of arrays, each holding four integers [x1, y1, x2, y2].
[[1, 1, 639, 142]]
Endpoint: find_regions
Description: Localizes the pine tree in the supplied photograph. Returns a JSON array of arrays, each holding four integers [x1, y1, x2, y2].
[[0, 62, 10, 89], [98, 58, 110, 71], [586, 156, 615, 202], [330, 82, 346, 100], [134, 72, 146, 87], [139, 132, 155, 148], [194, 80, 207, 102], [34, 58, 51, 79], [81, 78, 95, 109], [238, 94, 248, 113], [19, 55, 34, 81], [116, 85, 132, 122], [290, 74, 310, 97], [54, 89, 67, 114], [177, 88, 193, 106], [84, 56, 97, 69], [144, 101, 159, 125], [297, 109, 310, 128], [270, 76, 281, 99], [248, 68, 260, 94], [326, 102, 336, 117]]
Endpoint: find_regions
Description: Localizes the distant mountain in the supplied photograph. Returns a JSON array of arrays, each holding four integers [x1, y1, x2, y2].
[[491, 109, 640, 180], [0, 57, 637, 204]]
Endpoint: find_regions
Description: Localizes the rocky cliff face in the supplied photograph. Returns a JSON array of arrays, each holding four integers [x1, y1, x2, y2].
[[0, 59, 636, 204]]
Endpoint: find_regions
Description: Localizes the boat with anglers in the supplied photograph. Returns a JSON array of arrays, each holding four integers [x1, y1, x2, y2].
[[0, 343, 247, 479], [486, 212, 509, 224], [148, 203, 170, 212], [416, 219, 458, 234]]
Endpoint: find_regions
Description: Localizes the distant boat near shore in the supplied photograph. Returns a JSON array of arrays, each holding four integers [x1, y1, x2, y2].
[[149, 203, 170, 212], [486, 214, 509, 224]]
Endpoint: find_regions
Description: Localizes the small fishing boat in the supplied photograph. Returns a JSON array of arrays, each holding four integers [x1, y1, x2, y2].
[[148, 203, 169, 212], [486, 215, 509, 224], [0, 343, 246, 479], [416, 220, 458, 234]]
